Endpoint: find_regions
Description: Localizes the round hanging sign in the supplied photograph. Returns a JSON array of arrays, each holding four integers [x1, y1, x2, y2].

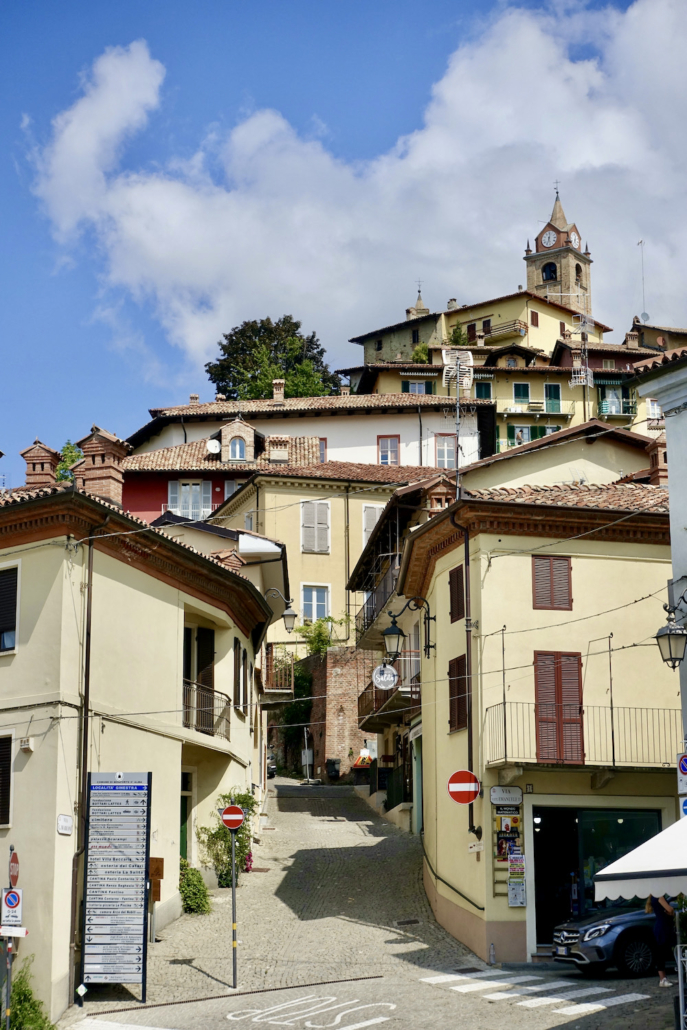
[[372, 664, 399, 691]]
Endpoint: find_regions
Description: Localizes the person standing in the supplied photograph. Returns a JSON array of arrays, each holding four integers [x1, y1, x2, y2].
[[646, 894, 675, 986]]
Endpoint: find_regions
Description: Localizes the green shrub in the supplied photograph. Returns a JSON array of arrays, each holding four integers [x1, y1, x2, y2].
[[179, 858, 211, 914], [9, 957, 55, 1029], [197, 788, 258, 886], [411, 342, 428, 363]]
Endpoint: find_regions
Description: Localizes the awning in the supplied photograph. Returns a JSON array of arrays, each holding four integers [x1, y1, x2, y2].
[[594, 817, 687, 901]]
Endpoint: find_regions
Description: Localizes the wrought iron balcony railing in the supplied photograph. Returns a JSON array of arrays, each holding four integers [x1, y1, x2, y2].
[[182, 679, 231, 739], [355, 553, 401, 640], [263, 644, 294, 695], [357, 652, 421, 723], [484, 701, 681, 768], [597, 399, 637, 417]]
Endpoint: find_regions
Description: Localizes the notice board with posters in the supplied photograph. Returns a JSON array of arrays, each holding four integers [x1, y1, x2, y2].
[[80, 772, 152, 998]]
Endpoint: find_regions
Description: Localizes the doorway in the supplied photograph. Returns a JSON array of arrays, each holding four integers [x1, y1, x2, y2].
[[533, 805, 661, 943]]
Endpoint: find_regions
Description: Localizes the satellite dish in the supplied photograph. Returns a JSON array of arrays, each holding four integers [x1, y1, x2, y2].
[[206, 439, 221, 454], [641, 312, 650, 323]]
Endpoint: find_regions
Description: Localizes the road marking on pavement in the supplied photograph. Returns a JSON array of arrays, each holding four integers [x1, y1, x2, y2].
[[484, 979, 573, 1000], [78, 1023, 174, 1030], [450, 976, 543, 993], [553, 992, 651, 1015], [224, 995, 396, 1025], [420, 970, 510, 984], [518, 987, 613, 1008]]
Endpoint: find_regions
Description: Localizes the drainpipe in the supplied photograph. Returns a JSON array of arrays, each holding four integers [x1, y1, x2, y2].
[[344, 484, 351, 640], [450, 504, 481, 840], [417, 406, 423, 466], [69, 515, 110, 1003]]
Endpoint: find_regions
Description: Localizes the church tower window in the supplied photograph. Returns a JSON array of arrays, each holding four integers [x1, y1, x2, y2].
[[542, 262, 557, 282], [575, 263, 582, 282]]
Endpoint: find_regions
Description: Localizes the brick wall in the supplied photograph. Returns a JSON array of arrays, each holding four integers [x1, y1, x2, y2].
[[301, 647, 377, 782]]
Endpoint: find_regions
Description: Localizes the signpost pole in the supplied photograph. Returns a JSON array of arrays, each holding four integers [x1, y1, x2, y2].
[[5, 846, 13, 1030], [231, 829, 237, 990]]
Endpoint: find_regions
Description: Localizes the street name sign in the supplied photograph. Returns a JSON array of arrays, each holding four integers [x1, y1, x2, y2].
[[80, 772, 151, 998], [1, 889, 22, 926], [221, 806, 245, 830], [490, 786, 523, 806], [372, 664, 399, 691], [447, 770, 480, 805]]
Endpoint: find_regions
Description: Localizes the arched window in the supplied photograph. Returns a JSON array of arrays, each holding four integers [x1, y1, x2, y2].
[[575, 263, 582, 282], [230, 437, 246, 460], [542, 262, 557, 282]]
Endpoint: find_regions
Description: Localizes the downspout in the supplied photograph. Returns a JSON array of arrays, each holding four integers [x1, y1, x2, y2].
[[344, 484, 351, 641], [180, 417, 187, 443], [69, 515, 110, 1003], [417, 406, 423, 466], [450, 504, 481, 840]]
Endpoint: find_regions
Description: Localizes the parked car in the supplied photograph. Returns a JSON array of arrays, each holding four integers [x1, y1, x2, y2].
[[553, 900, 672, 977], [267, 752, 277, 778]]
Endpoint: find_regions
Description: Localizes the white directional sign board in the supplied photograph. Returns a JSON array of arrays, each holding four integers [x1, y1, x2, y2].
[[81, 772, 151, 992]]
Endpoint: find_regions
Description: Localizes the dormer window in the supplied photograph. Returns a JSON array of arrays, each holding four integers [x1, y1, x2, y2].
[[230, 438, 246, 461], [542, 262, 557, 282]]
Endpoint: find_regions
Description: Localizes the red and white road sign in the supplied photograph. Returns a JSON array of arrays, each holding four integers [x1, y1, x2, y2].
[[447, 770, 480, 805], [9, 853, 18, 888], [221, 805, 245, 830]]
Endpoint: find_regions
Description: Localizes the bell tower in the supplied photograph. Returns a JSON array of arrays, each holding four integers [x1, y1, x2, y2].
[[524, 192, 592, 315]]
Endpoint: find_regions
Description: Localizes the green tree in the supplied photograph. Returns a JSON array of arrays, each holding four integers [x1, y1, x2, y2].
[[205, 315, 340, 399], [280, 664, 314, 764], [448, 323, 469, 349], [411, 342, 429, 363], [197, 788, 259, 887], [55, 440, 83, 482]]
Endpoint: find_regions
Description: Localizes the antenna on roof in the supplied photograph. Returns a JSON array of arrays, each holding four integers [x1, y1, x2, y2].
[[637, 241, 650, 322]]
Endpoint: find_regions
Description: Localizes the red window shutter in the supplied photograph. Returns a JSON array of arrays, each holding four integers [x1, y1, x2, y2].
[[532, 557, 553, 609], [534, 652, 559, 761], [560, 321, 566, 337], [533, 556, 572, 610], [559, 654, 584, 763], [449, 566, 465, 623], [551, 557, 572, 609], [530, 310, 539, 327], [449, 655, 467, 731], [233, 637, 241, 707]]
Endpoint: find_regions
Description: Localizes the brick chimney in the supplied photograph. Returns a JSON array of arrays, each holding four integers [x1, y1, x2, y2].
[[189, 393, 199, 404], [20, 439, 60, 488], [272, 379, 285, 405], [340, 385, 350, 396], [74, 426, 131, 506], [625, 332, 639, 349], [647, 433, 668, 486], [266, 435, 290, 463]]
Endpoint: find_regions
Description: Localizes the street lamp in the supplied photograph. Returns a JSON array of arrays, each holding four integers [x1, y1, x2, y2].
[[655, 590, 687, 669], [264, 588, 297, 634], [384, 596, 435, 661]]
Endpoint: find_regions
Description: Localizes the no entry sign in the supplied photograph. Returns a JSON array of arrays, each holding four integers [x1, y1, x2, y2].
[[447, 770, 480, 805], [221, 805, 245, 831], [9, 852, 18, 888]]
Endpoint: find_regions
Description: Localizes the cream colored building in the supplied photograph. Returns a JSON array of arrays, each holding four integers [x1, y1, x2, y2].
[[0, 478, 279, 1018], [395, 482, 678, 964]]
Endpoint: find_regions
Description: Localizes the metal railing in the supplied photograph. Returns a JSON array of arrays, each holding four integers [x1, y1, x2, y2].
[[484, 701, 681, 768], [264, 644, 294, 694], [355, 553, 401, 639], [182, 680, 231, 739], [597, 399, 637, 416], [480, 319, 528, 341], [357, 652, 421, 722], [496, 400, 575, 418], [385, 764, 411, 810]]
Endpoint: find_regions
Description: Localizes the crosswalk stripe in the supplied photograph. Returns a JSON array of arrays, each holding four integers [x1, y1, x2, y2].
[[451, 976, 543, 993], [484, 979, 574, 1000], [553, 992, 651, 1015], [518, 986, 613, 1008], [420, 970, 509, 984]]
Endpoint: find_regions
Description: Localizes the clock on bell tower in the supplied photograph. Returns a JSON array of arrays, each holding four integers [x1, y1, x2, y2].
[[524, 191, 592, 316]]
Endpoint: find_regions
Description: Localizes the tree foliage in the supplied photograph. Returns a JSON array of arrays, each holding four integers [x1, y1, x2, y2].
[[448, 323, 469, 348], [55, 441, 83, 482], [411, 342, 429, 363], [205, 316, 340, 399], [280, 665, 314, 759]]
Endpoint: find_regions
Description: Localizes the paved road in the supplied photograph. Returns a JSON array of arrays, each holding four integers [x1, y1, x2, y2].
[[62, 779, 677, 1030]]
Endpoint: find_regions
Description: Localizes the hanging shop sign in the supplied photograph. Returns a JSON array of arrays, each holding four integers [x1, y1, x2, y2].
[[372, 664, 399, 691], [80, 772, 152, 999]]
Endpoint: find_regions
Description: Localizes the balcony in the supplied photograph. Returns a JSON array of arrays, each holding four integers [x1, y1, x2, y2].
[[496, 400, 575, 420], [183, 680, 231, 739], [484, 701, 681, 768], [358, 651, 421, 732], [162, 503, 223, 521], [261, 644, 294, 706], [355, 553, 401, 642], [471, 319, 528, 342], [597, 399, 637, 418]]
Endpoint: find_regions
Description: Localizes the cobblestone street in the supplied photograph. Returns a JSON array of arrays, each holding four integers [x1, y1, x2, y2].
[[64, 780, 676, 1030]]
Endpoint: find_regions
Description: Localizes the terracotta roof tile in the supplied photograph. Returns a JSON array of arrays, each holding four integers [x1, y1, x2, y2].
[[147, 393, 492, 419], [465, 482, 668, 514], [124, 436, 321, 472], [633, 346, 687, 374], [247, 461, 439, 484]]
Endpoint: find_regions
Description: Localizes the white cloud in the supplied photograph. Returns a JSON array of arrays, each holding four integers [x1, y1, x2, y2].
[[32, 2, 687, 376]]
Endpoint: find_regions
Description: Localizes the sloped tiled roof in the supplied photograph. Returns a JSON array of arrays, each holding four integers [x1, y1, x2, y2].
[[147, 393, 492, 419], [465, 482, 669, 514], [245, 461, 439, 484], [124, 436, 320, 472], [633, 346, 687, 374]]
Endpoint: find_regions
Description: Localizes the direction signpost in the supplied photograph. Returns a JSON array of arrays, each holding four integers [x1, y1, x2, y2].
[[447, 770, 480, 805], [221, 805, 245, 990], [79, 772, 152, 1003]]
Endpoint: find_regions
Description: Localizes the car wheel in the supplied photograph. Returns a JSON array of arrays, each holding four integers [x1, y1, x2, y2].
[[615, 934, 655, 977]]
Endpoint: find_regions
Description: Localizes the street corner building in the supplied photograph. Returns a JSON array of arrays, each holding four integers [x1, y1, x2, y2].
[[395, 480, 677, 964], [0, 458, 280, 1018]]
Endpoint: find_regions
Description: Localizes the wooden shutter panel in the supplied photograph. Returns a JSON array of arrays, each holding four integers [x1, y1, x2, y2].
[[533, 557, 571, 610], [0, 738, 11, 825], [315, 503, 329, 553], [242, 649, 248, 714], [448, 655, 467, 731], [402, 381, 409, 393], [196, 629, 214, 689], [448, 657, 459, 732], [302, 501, 316, 552], [507, 424, 516, 443], [168, 480, 179, 510], [183, 627, 193, 681], [532, 557, 553, 609], [0, 568, 18, 642], [233, 637, 241, 706], [559, 654, 584, 763], [449, 566, 464, 623], [202, 481, 212, 512], [363, 505, 381, 546], [534, 652, 559, 761], [551, 557, 572, 609]]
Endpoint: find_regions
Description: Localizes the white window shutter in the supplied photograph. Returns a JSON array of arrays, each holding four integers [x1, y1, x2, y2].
[[363, 505, 381, 546], [315, 502, 329, 553], [202, 481, 212, 512], [225, 480, 236, 500], [302, 501, 316, 552], [168, 481, 179, 511]]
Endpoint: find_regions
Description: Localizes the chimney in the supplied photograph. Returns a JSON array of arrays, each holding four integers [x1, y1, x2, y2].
[[625, 332, 639, 349], [189, 393, 199, 404], [272, 379, 285, 405], [447, 298, 457, 310], [20, 439, 60, 489], [266, 435, 289, 464], [647, 433, 668, 486], [340, 385, 351, 396], [75, 426, 131, 506], [215, 392, 226, 401]]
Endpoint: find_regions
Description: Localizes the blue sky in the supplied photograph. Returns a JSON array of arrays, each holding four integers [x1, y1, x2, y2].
[[0, 0, 677, 487]]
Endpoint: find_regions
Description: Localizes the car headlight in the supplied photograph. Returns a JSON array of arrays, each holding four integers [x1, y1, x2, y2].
[[582, 924, 612, 942]]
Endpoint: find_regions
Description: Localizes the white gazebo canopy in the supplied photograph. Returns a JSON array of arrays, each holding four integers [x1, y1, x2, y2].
[[595, 816, 687, 901]]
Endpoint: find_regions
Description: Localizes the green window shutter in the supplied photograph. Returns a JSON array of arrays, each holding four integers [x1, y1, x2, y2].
[[402, 381, 409, 393], [507, 424, 515, 443], [426, 381, 433, 395]]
